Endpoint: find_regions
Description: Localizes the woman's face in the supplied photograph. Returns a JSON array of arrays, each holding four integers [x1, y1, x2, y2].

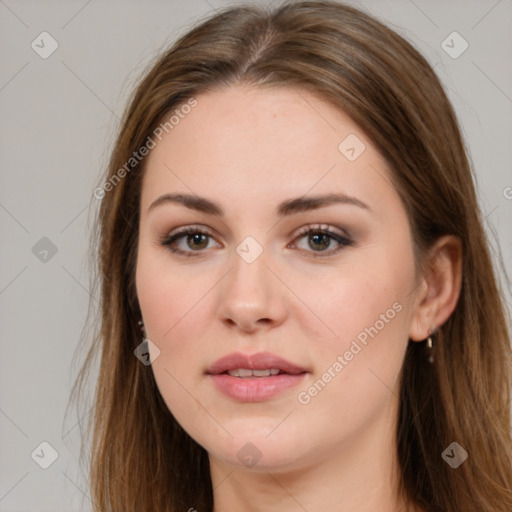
[[136, 85, 421, 471]]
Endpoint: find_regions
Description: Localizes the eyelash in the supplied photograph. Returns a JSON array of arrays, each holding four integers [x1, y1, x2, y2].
[[159, 223, 354, 259]]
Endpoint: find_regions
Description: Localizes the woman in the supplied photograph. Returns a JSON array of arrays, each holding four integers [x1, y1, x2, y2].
[[72, 1, 512, 510]]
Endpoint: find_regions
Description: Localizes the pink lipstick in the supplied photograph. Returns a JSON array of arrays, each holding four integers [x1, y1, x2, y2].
[[206, 351, 308, 402]]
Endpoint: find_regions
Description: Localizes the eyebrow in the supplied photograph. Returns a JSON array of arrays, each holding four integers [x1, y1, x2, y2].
[[147, 192, 371, 216]]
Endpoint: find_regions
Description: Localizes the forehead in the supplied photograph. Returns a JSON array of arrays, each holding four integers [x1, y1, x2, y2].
[[148, 85, 361, 169], [140, 85, 398, 218]]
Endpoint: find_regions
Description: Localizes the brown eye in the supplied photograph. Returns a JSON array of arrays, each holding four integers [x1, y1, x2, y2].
[[183, 232, 209, 250], [307, 232, 332, 251], [291, 224, 353, 258], [160, 226, 219, 257]]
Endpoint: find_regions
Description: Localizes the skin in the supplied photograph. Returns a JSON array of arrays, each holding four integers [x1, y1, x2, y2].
[[135, 85, 462, 512]]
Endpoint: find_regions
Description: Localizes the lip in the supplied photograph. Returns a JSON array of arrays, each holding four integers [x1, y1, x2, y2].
[[206, 351, 308, 403], [206, 351, 307, 375]]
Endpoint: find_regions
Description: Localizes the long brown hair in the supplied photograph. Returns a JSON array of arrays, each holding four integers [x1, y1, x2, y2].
[[69, 1, 512, 510]]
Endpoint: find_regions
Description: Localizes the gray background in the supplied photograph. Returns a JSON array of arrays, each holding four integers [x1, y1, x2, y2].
[[1, 0, 511, 510]]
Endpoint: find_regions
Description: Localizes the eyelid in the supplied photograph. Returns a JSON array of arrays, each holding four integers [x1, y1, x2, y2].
[[291, 223, 350, 241], [166, 224, 215, 238]]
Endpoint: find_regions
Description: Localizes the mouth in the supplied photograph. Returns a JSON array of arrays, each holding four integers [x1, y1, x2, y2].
[[206, 351, 308, 376], [222, 368, 288, 378], [206, 351, 308, 402]]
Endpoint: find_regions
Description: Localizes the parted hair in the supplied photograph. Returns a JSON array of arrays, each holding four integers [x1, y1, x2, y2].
[[70, 1, 512, 511]]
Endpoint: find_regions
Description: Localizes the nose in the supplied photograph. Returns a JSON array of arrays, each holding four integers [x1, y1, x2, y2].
[[217, 247, 288, 334]]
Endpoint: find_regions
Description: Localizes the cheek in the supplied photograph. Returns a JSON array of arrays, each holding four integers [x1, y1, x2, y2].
[[294, 255, 413, 348], [299, 274, 409, 378], [291, 245, 416, 404], [136, 251, 213, 421], [290, 285, 410, 438], [136, 245, 205, 339], [135, 247, 222, 377]]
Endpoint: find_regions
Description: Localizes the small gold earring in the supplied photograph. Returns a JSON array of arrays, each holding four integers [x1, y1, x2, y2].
[[426, 336, 434, 363]]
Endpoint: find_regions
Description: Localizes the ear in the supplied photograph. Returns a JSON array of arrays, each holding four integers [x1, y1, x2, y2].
[[409, 235, 462, 341]]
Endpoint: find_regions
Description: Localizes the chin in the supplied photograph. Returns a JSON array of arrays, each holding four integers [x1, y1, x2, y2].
[[199, 429, 309, 472]]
